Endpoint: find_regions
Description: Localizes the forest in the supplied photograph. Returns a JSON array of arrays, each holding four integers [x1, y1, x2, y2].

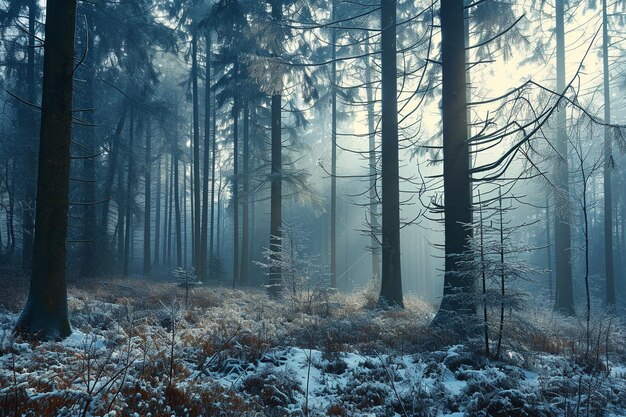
[[1, 0, 626, 415]]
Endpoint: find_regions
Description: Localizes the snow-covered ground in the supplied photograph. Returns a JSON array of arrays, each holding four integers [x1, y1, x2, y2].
[[1, 279, 625, 416]]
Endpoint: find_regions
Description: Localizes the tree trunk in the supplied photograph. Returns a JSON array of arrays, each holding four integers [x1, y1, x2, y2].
[[99, 106, 127, 245], [174, 146, 182, 268], [330, 0, 338, 289], [546, 196, 553, 302], [602, 0, 614, 308], [241, 99, 250, 286], [200, 30, 212, 282], [478, 191, 489, 357], [14, 0, 77, 340], [377, 0, 403, 308], [123, 111, 135, 278], [184, 161, 188, 268], [192, 32, 202, 275], [365, 36, 381, 281], [78, 20, 96, 279], [432, 0, 473, 323], [163, 154, 170, 265], [116, 165, 126, 270], [209, 58, 217, 277], [553, 0, 575, 315], [217, 168, 222, 260], [21, 0, 38, 271], [167, 153, 174, 266], [154, 155, 161, 266], [269, 0, 283, 297], [496, 188, 505, 358], [144, 118, 152, 275], [232, 96, 240, 288]]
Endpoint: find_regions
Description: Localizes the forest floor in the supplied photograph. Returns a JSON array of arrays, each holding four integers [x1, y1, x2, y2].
[[0, 269, 625, 417]]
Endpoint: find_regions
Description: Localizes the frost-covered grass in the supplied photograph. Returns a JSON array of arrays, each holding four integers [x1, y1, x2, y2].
[[0, 275, 625, 416]]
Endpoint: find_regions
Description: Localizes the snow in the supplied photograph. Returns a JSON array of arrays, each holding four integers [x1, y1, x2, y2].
[[1, 284, 625, 416]]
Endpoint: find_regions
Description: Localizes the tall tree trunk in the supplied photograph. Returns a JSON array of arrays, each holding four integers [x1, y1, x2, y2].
[[478, 191, 489, 357], [7, 162, 16, 253], [217, 168, 222, 260], [232, 97, 240, 288], [553, 0, 575, 315], [123, 111, 135, 278], [365, 36, 381, 281], [144, 118, 152, 275], [602, 0, 614, 308], [167, 153, 174, 266], [154, 155, 162, 266], [377, 0, 403, 308], [99, 106, 127, 245], [330, 0, 338, 289], [546, 196, 553, 302], [184, 161, 188, 268], [174, 146, 182, 268], [190, 137, 195, 267], [269, 0, 283, 297], [209, 86, 217, 276], [21, 0, 38, 271], [79, 19, 96, 278], [241, 100, 250, 286], [116, 165, 126, 270], [496, 188, 505, 358], [14, 0, 77, 340], [163, 154, 170, 265], [192, 32, 202, 275], [432, 0, 473, 323], [200, 30, 212, 282]]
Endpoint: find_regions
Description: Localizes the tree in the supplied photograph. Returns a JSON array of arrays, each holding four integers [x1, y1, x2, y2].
[[330, 0, 338, 289], [269, 0, 284, 297], [553, 0, 575, 315], [14, 0, 77, 340], [377, 0, 403, 308], [601, 0, 614, 307], [432, 0, 473, 323], [144, 117, 152, 275]]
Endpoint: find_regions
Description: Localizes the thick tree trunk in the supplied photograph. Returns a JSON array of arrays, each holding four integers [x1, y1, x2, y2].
[[377, 0, 403, 308], [553, 0, 575, 315], [241, 100, 250, 286], [144, 118, 152, 275], [14, 0, 77, 340], [432, 0, 474, 324], [602, 0, 614, 308]]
